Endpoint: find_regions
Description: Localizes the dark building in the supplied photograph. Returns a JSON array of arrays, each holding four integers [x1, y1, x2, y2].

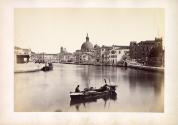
[[130, 37, 164, 67]]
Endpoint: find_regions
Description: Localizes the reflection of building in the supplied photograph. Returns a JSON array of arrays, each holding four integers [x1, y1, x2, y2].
[[14, 46, 31, 63], [130, 37, 164, 67]]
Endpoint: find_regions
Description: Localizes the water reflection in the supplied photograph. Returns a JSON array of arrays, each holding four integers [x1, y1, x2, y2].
[[127, 69, 164, 95], [15, 64, 164, 112], [70, 93, 117, 111]]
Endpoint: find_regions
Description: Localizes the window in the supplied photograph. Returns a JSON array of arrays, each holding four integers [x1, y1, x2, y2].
[[111, 55, 117, 58], [111, 50, 116, 54], [102, 54, 104, 58]]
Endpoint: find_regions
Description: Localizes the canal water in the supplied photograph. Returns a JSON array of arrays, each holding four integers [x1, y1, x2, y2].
[[14, 63, 164, 112]]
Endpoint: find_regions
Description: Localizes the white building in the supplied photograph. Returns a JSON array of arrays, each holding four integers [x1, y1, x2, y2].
[[14, 46, 32, 63], [60, 53, 75, 63], [31, 53, 59, 63], [108, 46, 129, 65]]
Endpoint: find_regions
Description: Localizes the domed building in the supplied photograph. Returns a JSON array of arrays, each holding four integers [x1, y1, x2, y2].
[[81, 33, 94, 52], [74, 33, 95, 64]]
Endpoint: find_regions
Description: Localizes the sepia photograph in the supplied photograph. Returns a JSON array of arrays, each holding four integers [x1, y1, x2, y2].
[[14, 8, 164, 112], [1, 0, 178, 124]]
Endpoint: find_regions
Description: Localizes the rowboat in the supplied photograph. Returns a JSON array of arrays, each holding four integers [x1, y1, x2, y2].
[[70, 84, 117, 101]]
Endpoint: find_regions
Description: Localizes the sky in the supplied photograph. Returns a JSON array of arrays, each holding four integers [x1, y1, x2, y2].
[[14, 8, 164, 53]]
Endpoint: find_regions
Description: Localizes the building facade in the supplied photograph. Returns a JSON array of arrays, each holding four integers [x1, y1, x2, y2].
[[74, 34, 129, 65], [75, 34, 95, 64], [60, 53, 75, 63], [129, 37, 164, 67], [100, 46, 112, 65], [108, 45, 129, 65], [14, 46, 32, 63], [31, 53, 59, 63]]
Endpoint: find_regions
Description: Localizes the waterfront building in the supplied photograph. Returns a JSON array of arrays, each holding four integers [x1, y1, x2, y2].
[[58, 47, 76, 63], [60, 52, 75, 63], [31, 50, 76, 63], [74, 50, 82, 64], [74, 34, 130, 65], [129, 37, 164, 67], [31, 53, 59, 63], [42, 54, 59, 63], [108, 45, 129, 65], [75, 33, 95, 64], [81, 33, 94, 52], [93, 44, 101, 65], [100, 45, 112, 65], [60, 47, 67, 53], [80, 53, 94, 64], [99, 45, 129, 65], [14, 46, 32, 63]]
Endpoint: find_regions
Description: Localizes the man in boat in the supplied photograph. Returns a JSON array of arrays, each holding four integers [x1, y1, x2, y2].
[[96, 84, 109, 92], [75, 85, 80, 92], [102, 84, 110, 91]]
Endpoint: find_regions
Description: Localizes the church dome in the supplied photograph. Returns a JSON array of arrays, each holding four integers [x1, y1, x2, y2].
[[81, 34, 94, 52]]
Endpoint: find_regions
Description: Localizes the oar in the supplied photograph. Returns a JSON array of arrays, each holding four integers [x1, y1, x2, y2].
[[109, 78, 111, 85], [104, 79, 106, 84], [88, 79, 90, 88]]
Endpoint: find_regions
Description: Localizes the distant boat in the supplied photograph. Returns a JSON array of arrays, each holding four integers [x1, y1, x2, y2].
[[41, 63, 53, 71]]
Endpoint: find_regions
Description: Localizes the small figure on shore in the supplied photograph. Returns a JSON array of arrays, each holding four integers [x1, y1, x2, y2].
[[75, 85, 80, 92]]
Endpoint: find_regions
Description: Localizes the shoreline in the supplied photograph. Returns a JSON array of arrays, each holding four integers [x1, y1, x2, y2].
[[14, 69, 42, 73], [14, 62, 44, 73], [14, 62, 164, 73], [127, 64, 164, 73], [59, 62, 164, 73]]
